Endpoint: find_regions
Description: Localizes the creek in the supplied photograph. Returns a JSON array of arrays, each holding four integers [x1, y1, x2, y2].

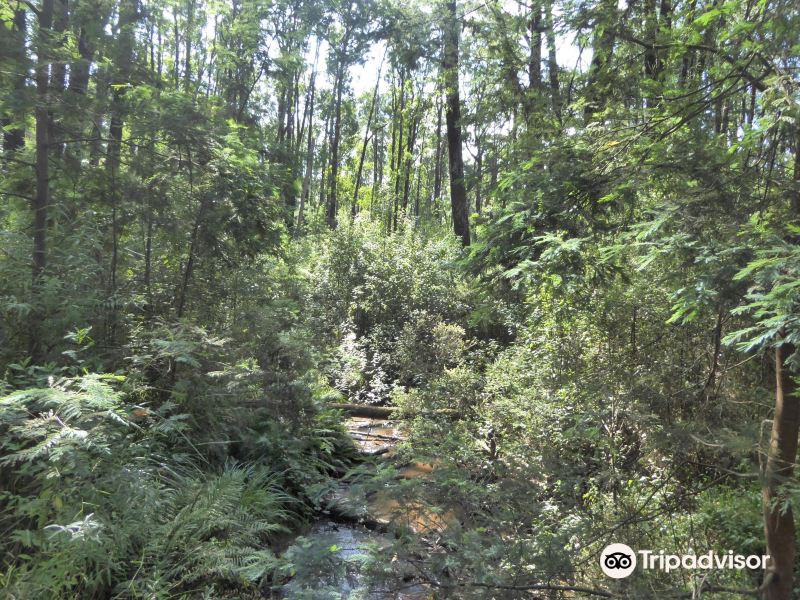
[[278, 416, 439, 599]]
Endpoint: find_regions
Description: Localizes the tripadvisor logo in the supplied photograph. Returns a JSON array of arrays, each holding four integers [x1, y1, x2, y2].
[[601, 543, 637, 578], [600, 543, 769, 579]]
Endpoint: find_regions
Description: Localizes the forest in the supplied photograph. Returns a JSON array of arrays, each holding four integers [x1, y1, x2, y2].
[[1, 0, 799, 598]]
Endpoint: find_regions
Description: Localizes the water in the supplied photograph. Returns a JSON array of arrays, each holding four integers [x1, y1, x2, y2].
[[278, 417, 434, 599]]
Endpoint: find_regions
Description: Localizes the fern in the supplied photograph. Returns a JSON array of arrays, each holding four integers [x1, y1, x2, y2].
[[1, 368, 338, 597], [131, 460, 294, 591]]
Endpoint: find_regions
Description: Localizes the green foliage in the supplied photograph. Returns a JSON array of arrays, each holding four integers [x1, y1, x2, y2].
[[1, 0, 798, 595], [0, 359, 352, 597], [308, 221, 473, 402], [724, 235, 800, 355]]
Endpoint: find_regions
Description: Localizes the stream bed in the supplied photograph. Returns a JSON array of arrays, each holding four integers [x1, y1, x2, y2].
[[277, 417, 434, 599]]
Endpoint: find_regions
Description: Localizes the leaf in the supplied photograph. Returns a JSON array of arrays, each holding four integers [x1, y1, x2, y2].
[[733, 257, 781, 281], [694, 7, 722, 26]]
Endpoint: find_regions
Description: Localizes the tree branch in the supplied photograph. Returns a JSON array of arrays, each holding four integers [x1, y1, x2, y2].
[[615, 29, 771, 91], [19, 0, 40, 17]]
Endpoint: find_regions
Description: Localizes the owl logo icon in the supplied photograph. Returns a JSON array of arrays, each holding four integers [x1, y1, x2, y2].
[[600, 543, 637, 578]]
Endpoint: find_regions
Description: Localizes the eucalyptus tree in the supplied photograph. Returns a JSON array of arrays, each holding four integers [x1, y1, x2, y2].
[[324, 0, 380, 228], [442, 0, 470, 246]]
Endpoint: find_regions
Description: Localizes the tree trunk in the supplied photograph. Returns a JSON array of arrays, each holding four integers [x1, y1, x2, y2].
[[644, 0, 670, 108], [3, 8, 27, 156], [401, 96, 421, 215], [69, 27, 94, 96], [544, 0, 560, 121], [144, 197, 153, 304], [184, 0, 193, 90], [387, 73, 397, 232], [583, 0, 618, 120], [106, 0, 137, 346], [65, 12, 100, 170], [327, 33, 350, 229], [327, 67, 343, 228], [644, 0, 659, 81], [298, 48, 319, 231], [762, 342, 799, 600], [353, 53, 385, 217], [30, 0, 56, 363], [475, 137, 483, 215], [393, 70, 406, 231], [48, 0, 68, 156], [318, 109, 332, 214], [432, 95, 443, 211], [173, 9, 180, 86], [371, 121, 381, 213], [108, 0, 137, 175], [413, 136, 426, 217], [762, 131, 800, 600], [443, 0, 470, 246], [176, 155, 202, 319], [528, 4, 542, 92], [89, 65, 107, 166]]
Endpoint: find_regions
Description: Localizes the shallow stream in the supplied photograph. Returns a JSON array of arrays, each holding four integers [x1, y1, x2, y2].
[[278, 417, 435, 599]]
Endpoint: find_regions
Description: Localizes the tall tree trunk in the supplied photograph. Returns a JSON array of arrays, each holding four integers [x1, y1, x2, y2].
[[443, 0, 470, 246], [393, 69, 406, 231], [90, 65, 107, 166], [528, 4, 542, 91], [644, 0, 670, 108], [371, 124, 381, 213], [47, 0, 68, 157], [176, 155, 201, 319], [318, 108, 332, 214], [583, 0, 618, 120], [184, 0, 193, 90], [644, 0, 659, 81], [762, 341, 799, 600], [489, 143, 498, 192], [144, 196, 153, 304], [387, 72, 397, 232], [327, 57, 346, 228], [544, 0, 560, 121], [298, 47, 319, 231], [353, 52, 385, 217], [475, 137, 483, 215], [106, 0, 137, 346], [401, 95, 421, 215], [432, 95, 443, 209], [413, 137, 426, 217], [281, 69, 298, 229], [173, 9, 180, 86], [108, 0, 137, 175], [277, 87, 287, 143], [3, 8, 28, 156], [65, 12, 99, 170], [30, 0, 56, 363]]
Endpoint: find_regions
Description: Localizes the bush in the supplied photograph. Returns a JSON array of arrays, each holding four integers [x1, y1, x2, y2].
[[0, 369, 352, 598], [307, 221, 473, 403]]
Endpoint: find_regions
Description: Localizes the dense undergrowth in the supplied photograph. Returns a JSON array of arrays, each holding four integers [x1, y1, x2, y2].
[[0, 235, 359, 597], [298, 220, 775, 598], [0, 218, 789, 598], [3, 0, 798, 595]]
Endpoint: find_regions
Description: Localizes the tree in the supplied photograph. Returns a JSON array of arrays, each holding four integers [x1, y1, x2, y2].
[[1, 6, 27, 156], [30, 0, 55, 363], [442, 0, 469, 246]]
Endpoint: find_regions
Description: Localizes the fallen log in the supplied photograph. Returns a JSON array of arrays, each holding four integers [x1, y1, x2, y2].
[[326, 403, 459, 419], [350, 431, 403, 442], [326, 403, 398, 418]]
